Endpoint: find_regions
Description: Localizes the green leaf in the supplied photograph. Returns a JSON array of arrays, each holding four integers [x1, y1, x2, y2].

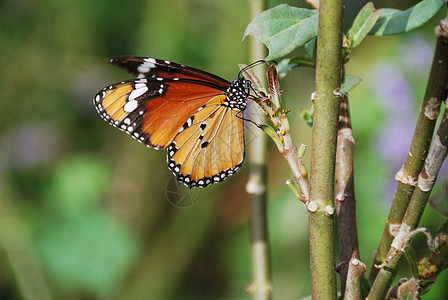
[[361, 276, 370, 297], [405, 246, 419, 279], [243, 4, 318, 60], [304, 37, 317, 61], [301, 104, 314, 127], [260, 124, 284, 151], [275, 38, 317, 78], [45, 155, 112, 217], [341, 74, 363, 94], [38, 211, 138, 294], [276, 56, 314, 79], [369, 0, 445, 36], [430, 192, 448, 217], [347, 2, 381, 47]]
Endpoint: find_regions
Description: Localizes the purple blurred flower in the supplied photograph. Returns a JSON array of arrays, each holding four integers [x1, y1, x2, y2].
[[370, 62, 416, 166], [370, 62, 415, 113], [375, 117, 415, 167], [369, 59, 418, 202], [401, 35, 434, 74], [0, 122, 62, 171]]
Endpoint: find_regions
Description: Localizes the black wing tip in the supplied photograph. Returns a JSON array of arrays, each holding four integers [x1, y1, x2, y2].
[[108, 56, 152, 64], [108, 56, 127, 64]]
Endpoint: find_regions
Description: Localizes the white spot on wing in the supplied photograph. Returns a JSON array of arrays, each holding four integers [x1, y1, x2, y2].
[[137, 58, 157, 73], [129, 84, 148, 100], [124, 100, 138, 113]]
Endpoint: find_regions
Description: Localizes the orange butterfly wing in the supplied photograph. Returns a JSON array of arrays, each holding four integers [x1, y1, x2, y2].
[[94, 57, 249, 188], [95, 78, 226, 149], [167, 96, 245, 187]]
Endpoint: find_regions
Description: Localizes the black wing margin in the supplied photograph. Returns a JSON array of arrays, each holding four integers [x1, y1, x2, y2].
[[109, 56, 230, 87]]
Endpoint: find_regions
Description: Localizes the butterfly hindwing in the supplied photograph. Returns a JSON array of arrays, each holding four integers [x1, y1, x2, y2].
[[167, 96, 244, 188]]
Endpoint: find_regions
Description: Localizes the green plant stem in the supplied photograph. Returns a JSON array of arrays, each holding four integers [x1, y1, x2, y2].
[[368, 16, 448, 284], [369, 108, 448, 299], [308, 0, 345, 298], [245, 1, 272, 299], [335, 95, 365, 299], [0, 187, 52, 300]]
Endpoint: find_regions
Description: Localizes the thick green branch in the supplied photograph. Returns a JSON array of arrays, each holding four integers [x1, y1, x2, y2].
[[308, 0, 345, 298], [369, 108, 448, 299], [369, 17, 448, 284]]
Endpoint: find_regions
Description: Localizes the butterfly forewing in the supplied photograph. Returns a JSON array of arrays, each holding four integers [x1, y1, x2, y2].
[[95, 78, 227, 148], [140, 80, 226, 148], [94, 57, 249, 188], [109, 56, 231, 88]]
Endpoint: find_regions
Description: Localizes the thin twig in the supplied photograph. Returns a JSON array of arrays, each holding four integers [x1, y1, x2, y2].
[[343, 257, 367, 299], [244, 66, 310, 202]]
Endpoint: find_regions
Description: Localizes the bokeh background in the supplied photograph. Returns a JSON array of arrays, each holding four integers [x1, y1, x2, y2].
[[1, 0, 447, 299]]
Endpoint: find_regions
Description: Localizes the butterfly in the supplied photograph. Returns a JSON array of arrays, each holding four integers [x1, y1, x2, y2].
[[93, 56, 258, 188]]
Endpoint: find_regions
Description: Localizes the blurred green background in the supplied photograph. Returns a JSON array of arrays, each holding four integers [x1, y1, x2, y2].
[[1, 0, 447, 299]]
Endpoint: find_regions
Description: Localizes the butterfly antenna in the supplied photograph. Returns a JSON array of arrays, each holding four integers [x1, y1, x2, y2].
[[238, 60, 272, 78]]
